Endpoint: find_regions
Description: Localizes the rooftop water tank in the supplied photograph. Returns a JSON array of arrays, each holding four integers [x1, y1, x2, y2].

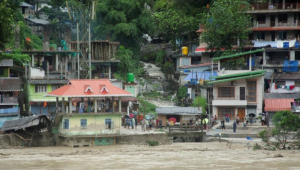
[[182, 46, 188, 55], [127, 73, 134, 83]]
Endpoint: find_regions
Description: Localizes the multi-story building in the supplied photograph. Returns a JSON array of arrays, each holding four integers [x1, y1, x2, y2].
[[0, 59, 21, 128]]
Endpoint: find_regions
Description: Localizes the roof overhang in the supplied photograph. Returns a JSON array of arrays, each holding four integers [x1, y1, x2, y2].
[[212, 49, 265, 61], [207, 71, 265, 84], [44, 94, 134, 98]]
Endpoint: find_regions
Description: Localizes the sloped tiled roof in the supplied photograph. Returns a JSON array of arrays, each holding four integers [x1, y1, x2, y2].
[[45, 79, 133, 97]]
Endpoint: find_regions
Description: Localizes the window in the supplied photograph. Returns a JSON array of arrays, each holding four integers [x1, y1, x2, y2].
[[278, 31, 287, 40], [278, 14, 288, 23], [0, 68, 4, 75], [256, 32, 265, 40], [247, 81, 256, 102], [52, 85, 61, 91], [256, 15, 266, 24], [105, 119, 114, 129], [218, 108, 235, 119], [63, 119, 69, 129], [218, 87, 234, 97], [80, 119, 87, 129], [35, 85, 47, 93]]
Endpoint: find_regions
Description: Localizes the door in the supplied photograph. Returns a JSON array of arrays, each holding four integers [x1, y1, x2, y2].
[[271, 15, 275, 27], [238, 108, 245, 121], [240, 87, 245, 100]]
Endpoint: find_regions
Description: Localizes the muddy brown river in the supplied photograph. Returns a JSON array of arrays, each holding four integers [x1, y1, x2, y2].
[[0, 142, 299, 170]]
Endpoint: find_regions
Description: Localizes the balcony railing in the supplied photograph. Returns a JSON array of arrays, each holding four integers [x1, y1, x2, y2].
[[213, 95, 246, 100], [0, 108, 19, 115], [251, 3, 300, 10], [0, 97, 18, 104]]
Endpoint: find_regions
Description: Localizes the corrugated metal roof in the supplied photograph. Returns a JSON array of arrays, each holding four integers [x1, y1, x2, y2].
[[1, 115, 50, 132], [20, 2, 32, 7], [264, 71, 273, 79], [184, 71, 218, 81], [26, 18, 49, 25], [264, 98, 294, 111], [264, 93, 300, 99], [273, 73, 300, 80], [0, 59, 13, 67], [0, 78, 21, 91], [156, 107, 202, 115]]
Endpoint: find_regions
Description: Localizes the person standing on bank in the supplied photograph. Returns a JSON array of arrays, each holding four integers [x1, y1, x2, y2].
[[221, 118, 225, 130], [233, 121, 237, 133]]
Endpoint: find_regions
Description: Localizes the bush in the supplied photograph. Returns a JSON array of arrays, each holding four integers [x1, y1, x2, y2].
[[146, 140, 159, 146]]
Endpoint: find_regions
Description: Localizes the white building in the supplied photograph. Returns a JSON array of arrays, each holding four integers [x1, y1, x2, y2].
[[207, 51, 265, 120]]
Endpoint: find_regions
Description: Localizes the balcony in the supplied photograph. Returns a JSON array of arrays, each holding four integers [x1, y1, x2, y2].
[[0, 97, 18, 105], [212, 95, 247, 106], [250, 3, 300, 11], [0, 108, 19, 116]]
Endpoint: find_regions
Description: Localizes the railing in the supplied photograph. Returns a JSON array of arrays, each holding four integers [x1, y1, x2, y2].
[[0, 108, 19, 114], [213, 95, 246, 100], [0, 97, 18, 104], [251, 3, 299, 10]]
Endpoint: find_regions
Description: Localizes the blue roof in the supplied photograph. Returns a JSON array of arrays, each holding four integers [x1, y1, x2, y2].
[[183, 71, 218, 81]]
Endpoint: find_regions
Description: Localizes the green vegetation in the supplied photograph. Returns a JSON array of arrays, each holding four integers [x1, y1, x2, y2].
[[138, 97, 156, 117], [177, 86, 187, 101], [146, 140, 159, 146], [155, 50, 165, 67], [191, 97, 208, 113], [272, 111, 300, 149], [94, 0, 154, 59], [0, 0, 21, 50], [200, 0, 252, 57]]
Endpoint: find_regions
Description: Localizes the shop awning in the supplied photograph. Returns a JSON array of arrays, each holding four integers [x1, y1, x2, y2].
[[264, 98, 294, 111]]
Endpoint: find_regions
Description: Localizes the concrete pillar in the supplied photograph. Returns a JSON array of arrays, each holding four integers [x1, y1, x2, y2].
[[112, 97, 115, 112], [47, 61, 49, 80], [68, 97, 72, 114], [94, 98, 97, 113], [283, 0, 285, 9], [31, 54, 34, 66], [55, 54, 58, 71], [249, 56, 252, 71], [56, 97, 59, 108], [25, 62, 27, 79], [28, 62, 31, 79], [62, 97, 65, 113], [290, 51, 295, 61], [108, 65, 111, 79], [263, 51, 267, 65], [119, 97, 122, 112], [218, 60, 220, 71], [65, 57, 68, 78]]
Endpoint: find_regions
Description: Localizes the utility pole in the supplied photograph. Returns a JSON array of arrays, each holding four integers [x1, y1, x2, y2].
[[77, 21, 80, 79], [88, 22, 91, 79]]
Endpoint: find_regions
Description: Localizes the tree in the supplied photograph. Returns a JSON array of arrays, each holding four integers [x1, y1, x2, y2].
[[94, 0, 154, 59], [0, 0, 21, 50], [272, 111, 300, 149], [200, 0, 252, 57], [153, 0, 208, 42], [191, 96, 207, 114]]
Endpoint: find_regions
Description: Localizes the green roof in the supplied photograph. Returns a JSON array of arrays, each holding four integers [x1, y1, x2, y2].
[[207, 70, 265, 84], [211, 70, 266, 79], [212, 49, 265, 61]]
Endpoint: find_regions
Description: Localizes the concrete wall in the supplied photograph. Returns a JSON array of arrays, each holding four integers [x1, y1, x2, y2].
[[58, 114, 121, 136], [30, 67, 45, 79], [212, 75, 264, 118]]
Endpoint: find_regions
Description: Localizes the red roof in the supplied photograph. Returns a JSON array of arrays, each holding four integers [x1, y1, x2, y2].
[[251, 27, 300, 31], [264, 98, 294, 112], [45, 79, 133, 97]]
